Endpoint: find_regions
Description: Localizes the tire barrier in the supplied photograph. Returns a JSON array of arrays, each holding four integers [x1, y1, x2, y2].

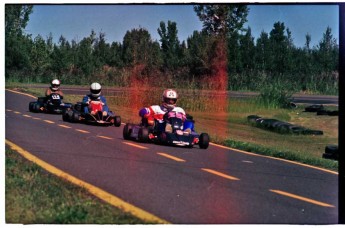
[[247, 115, 323, 135], [304, 104, 324, 112], [322, 145, 338, 161], [304, 104, 338, 116]]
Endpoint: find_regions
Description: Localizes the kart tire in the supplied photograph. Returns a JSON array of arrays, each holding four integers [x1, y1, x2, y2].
[[33, 103, 42, 112], [305, 104, 324, 112], [114, 116, 122, 127], [138, 127, 149, 143], [62, 111, 70, 122], [123, 124, 133, 140], [199, 133, 210, 149], [71, 112, 80, 123], [29, 102, 35, 112]]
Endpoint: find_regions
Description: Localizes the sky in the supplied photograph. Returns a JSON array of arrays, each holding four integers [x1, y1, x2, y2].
[[21, 4, 340, 48]]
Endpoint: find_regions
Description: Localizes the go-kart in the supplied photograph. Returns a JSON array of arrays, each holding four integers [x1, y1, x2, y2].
[[123, 111, 209, 149], [62, 100, 121, 127], [29, 93, 73, 114]]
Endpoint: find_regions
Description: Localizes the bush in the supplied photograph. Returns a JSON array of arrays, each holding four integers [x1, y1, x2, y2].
[[258, 80, 294, 109]]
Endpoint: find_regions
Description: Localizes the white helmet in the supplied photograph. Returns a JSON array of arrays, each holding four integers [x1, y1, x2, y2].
[[90, 82, 102, 98], [51, 79, 60, 91], [162, 89, 178, 109]]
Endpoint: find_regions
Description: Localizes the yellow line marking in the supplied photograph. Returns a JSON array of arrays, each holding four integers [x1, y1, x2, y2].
[[22, 114, 32, 118], [122, 141, 148, 149], [5, 139, 169, 224], [157, 153, 186, 162], [6, 89, 37, 98], [209, 142, 338, 175], [201, 168, 240, 181], [6, 109, 12, 112], [44, 120, 55, 124], [76, 129, 90, 134], [58, 124, 72, 129], [97, 135, 113, 140], [14, 111, 21, 114], [32, 117, 41, 120], [270, 189, 335, 208]]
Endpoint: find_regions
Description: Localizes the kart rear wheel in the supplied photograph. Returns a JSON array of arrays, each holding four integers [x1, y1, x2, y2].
[[199, 133, 210, 149], [123, 124, 133, 140], [114, 116, 122, 127], [138, 127, 149, 143]]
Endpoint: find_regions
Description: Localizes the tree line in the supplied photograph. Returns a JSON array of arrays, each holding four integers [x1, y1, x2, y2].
[[5, 5, 339, 94]]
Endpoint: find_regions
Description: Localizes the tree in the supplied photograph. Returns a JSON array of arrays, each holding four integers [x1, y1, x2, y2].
[[255, 31, 270, 72], [316, 26, 338, 71], [75, 30, 96, 76], [269, 22, 289, 74], [239, 27, 255, 72], [158, 21, 181, 70], [50, 35, 73, 75], [5, 4, 33, 37], [30, 35, 50, 78], [194, 4, 248, 90], [108, 41, 124, 67], [5, 5, 33, 74], [122, 28, 162, 68], [186, 30, 213, 76], [194, 5, 248, 36], [93, 32, 111, 69]]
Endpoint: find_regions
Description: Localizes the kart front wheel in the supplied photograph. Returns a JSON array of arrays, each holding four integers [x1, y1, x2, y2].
[[33, 103, 42, 112], [199, 133, 210, 149], [29, 102, 35, 112], [62, 111, 71, 122], [114, 116, 121, 127]]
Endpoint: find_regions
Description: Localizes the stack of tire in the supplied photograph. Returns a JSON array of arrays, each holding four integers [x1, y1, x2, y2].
[[322, 145, 338, 161], [305, 104, 338, 116], [247, 115, 323, 135]]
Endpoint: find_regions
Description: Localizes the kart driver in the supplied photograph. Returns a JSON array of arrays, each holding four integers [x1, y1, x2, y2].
[[82, 82, 110, 116], [139, 89, 190, 133], [45, 79, 64, 98]]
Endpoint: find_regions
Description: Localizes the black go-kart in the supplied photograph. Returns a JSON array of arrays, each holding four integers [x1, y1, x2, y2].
[[62, 100, 121, 127], [29, 93, 73, 114], [123, 111, 209, 149]]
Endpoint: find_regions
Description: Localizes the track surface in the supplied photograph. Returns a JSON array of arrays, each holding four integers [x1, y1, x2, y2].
[[5, 90, 338, 224]]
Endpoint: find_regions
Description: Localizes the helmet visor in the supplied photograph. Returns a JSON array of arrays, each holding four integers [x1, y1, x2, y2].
[[91, 89, 101, 95], [164, 97, 177, 105]]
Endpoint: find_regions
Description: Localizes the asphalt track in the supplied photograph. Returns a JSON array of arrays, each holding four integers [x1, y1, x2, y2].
[[5, 90, 338, 224]]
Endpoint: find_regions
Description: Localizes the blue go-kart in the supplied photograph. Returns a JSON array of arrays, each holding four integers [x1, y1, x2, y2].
[[123, 111, 209, 149]]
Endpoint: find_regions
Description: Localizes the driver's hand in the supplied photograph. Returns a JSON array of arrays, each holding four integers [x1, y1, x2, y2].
[[102, 111, 107, 116]]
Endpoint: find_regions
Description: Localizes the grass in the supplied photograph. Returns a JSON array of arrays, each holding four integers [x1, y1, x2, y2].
[[5, 148, 151, 224]]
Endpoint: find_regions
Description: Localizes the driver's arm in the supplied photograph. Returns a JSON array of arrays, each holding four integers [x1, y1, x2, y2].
[[57, 90, 64, 98], [45, 88, 51, 97]]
